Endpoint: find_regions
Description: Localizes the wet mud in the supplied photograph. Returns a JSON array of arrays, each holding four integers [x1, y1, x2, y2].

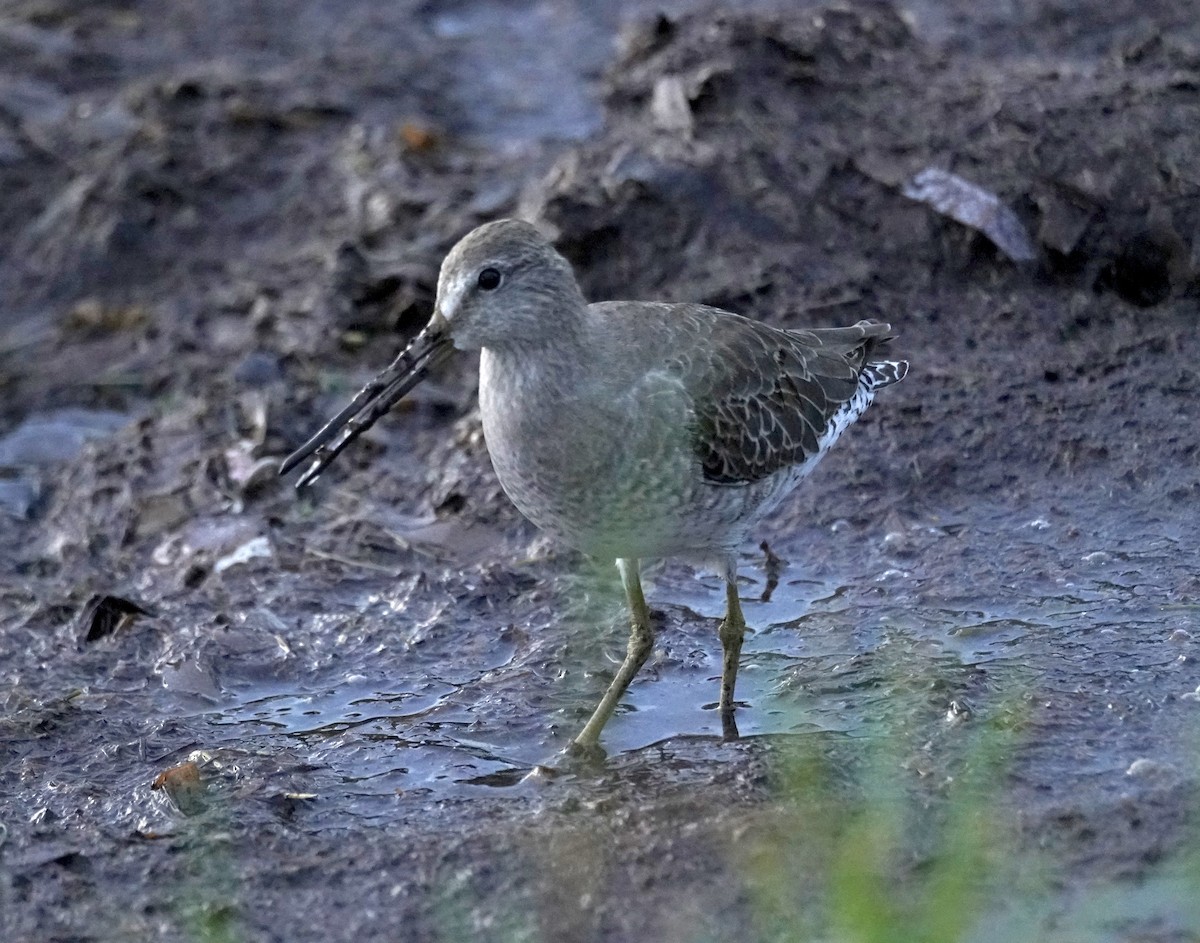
[[2, 1, 1200, 940]]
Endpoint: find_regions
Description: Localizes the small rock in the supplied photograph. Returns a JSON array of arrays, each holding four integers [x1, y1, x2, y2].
[[650, 75, 693, 136], [0, 409, 130, 468], [232, 351, 283, 387], [0, 477, 39, 519], [1125, 758, 1174, 778]]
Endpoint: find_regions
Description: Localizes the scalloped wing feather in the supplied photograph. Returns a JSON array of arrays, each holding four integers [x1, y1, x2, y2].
[[679, 313, 902, 485]]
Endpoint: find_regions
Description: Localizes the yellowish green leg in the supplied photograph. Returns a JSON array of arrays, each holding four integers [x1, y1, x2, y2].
[[570, 558, 653, 759], [717, 558, 746, 741]]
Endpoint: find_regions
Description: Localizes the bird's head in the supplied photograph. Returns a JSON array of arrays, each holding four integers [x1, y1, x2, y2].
[[280, 218, 583, 487], [431, 218, 585, 351]]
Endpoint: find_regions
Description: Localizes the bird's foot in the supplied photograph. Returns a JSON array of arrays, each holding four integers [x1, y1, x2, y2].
[[563, 737, 608, 768], [720, 707, 741, 742]]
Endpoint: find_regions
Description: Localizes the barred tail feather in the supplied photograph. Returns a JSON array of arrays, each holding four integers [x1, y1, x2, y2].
[[862, 360, 908, 391]]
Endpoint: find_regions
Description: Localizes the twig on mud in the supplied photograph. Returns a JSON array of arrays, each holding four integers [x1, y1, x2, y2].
[[298, 546, 403, 575]]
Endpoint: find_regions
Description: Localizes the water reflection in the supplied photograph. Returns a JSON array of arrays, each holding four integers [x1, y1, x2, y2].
[[188, 489, 1199, 812]]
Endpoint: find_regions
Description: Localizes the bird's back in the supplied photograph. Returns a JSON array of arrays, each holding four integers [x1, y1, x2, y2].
[[479, 301, 906, 559]]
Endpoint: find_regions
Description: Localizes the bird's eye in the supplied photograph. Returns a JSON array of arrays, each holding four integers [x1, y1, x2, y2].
[[477, 267, 502, 291]]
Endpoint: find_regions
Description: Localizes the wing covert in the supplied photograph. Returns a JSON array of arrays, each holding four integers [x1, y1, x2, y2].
[[677, 312, 894, 485]]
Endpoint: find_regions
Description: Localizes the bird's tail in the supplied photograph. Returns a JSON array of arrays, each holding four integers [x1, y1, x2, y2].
[[838, 320, 908, 391], [800, 319, 908, 391], [862, 359, 908, 391]]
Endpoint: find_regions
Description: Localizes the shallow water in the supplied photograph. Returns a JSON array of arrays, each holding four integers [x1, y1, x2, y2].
[[145, 482, 1197, 823]]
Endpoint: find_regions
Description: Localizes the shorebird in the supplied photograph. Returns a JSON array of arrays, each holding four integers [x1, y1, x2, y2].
[[281, 219, 907, 758]]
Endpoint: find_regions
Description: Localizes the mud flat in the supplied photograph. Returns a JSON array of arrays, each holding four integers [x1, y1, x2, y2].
[[2, 1, 1199, 940]]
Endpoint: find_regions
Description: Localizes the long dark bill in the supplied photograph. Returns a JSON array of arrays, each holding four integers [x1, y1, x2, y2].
[[279, 324, 454, 488]]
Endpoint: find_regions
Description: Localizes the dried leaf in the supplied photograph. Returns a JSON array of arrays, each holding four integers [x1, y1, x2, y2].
[[902, 167, 1037, 262], [399, 121, 439, 152], [151, 761, 207, 815]]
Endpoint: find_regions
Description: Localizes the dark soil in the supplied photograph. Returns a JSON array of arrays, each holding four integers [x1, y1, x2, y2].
[[2, 1, 1200, 941]]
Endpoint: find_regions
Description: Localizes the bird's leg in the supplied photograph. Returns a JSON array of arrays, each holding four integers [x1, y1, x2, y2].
[[570, 558, 654, 759], [718, 556, 746, 741]]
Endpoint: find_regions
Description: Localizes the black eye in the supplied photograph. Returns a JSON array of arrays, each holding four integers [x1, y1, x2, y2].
[[477, 267, 502, 291]]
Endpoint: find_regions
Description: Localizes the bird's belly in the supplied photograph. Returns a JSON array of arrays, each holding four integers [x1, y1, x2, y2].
[[482, 405, 809, 560], [482, 409, 689, 557], [477, 350, 826, 560], [479, 358, 707, 558]]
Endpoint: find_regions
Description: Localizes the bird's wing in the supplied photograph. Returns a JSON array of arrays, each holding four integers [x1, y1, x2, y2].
[[671, 309, 896, 485]]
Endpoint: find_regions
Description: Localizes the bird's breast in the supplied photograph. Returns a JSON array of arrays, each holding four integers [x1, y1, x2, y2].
[[477, 348, 713, 556], [478, 348, 600, 539]]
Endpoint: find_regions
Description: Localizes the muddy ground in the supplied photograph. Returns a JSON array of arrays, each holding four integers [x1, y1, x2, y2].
[[2, 1, 1200, 940]]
